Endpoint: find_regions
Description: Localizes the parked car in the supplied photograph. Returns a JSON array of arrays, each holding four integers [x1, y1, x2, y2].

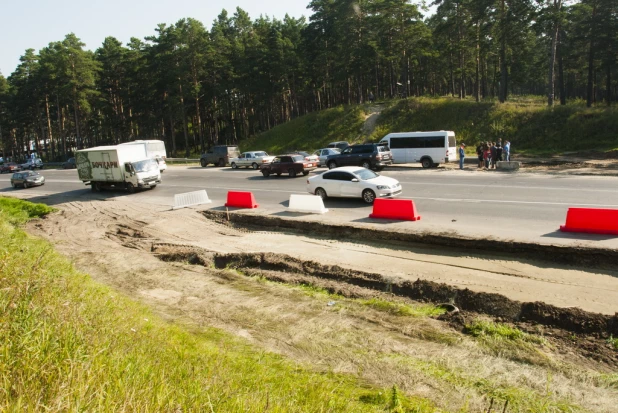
[[11, 170, 46, 188], [200, 145, 240, 167], [312, 148, 341, 167], [1, 162, 21, 173], [21, 158, 44, 170], [307, 166, 402, 204], [325, 143, 393, 171], [62, 157, 77, 169], [327, 141, 350, 150], [291, 151, 320, 164], [230, 151, 275, 169], [260, 154, 317, 178]]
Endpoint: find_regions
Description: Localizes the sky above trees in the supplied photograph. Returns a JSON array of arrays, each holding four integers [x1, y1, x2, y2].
[[0, 0, 313, 76]]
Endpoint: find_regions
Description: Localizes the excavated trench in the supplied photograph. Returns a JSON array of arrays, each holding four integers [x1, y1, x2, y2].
[[151, 244, 618, 341], [201, 210, 618, 269]]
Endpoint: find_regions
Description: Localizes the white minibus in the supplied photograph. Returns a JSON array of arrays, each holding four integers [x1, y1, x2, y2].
[[379, 131, 456, 168]]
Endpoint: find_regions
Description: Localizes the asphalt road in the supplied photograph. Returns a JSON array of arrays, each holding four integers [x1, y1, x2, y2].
[[2, 164, 618, 249]]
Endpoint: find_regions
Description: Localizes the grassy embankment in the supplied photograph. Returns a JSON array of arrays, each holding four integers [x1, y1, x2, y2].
[[0, 197, 433, 411], [244, 97, 618, 156]]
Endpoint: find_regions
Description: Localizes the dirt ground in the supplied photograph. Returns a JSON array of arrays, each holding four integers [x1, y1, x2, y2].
[[25, 198, 618, 412]]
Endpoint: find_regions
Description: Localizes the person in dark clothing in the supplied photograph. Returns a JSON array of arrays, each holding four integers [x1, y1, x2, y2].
[[490, 142, 498, 169], [496, 143, 503, 162], [368, 92, 375, 103], [476, 144, 484, 168]]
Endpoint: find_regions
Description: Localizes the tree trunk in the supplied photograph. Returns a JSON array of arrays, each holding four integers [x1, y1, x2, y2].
[[499, 0, 508, 103], [56, 95, 66, 156], [547, 1, 562, 106], [586, 5, 597, 107], [607, 63, 612, 106], [45, 94, 55, 159], [558, 31, 566, 105], [475, 21, 480, 102]]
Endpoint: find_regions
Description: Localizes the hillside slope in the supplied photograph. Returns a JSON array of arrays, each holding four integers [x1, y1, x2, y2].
[[244, 97, 618, 155]]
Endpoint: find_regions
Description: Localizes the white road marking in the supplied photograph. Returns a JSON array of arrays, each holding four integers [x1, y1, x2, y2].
[[401, 196, 618, 208], [397, 181, 617, 193]]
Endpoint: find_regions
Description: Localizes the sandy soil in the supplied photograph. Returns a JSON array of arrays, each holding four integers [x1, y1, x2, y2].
[[25, 199, 618, 411]]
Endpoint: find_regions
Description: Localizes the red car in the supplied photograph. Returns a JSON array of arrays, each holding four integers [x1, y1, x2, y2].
[[260, 154, 317, 178], [0, 162, 21, 174]]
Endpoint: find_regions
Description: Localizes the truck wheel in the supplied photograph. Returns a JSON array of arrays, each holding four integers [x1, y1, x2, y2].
[[262, 170, 270, 177], [289, 169, 297, 178], [200, 159, 207, 167], [91, 182, 101, 192], [328, 161, 337, 169], [217, 159, 225, 167], [231, 162, 238, 169], [252, 162, 259, 170], [126, 183, 135, 194]]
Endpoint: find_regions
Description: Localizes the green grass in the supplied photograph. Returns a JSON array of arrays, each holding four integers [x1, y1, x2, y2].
[[607, 335, 618, 350], [0, 198, 435, 412], [391, 356, 582, 412], [361, 298, 447, 317], [372, 97, 618, 154], [0, 196, 55, 225], [241, 105, 368, 153], [464, 320, 551, 366]]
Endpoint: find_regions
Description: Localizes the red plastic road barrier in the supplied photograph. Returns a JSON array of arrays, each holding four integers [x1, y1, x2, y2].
[[559, 208, 618, 235], [225, 191, 259, 209], [369, 198, 421, 221]]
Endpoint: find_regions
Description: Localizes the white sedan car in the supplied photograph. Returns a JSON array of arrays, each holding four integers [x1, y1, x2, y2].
[[306, 166, 402, 204], [312, 148, 341, 167]]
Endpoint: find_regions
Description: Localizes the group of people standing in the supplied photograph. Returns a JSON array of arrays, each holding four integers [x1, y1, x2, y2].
[[476, 140, 510, 169], [458, 140, 511, 170]]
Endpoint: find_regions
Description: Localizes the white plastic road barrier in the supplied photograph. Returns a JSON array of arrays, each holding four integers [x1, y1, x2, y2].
[[173, 190, 212, 209], [288, 194, 328, 214]]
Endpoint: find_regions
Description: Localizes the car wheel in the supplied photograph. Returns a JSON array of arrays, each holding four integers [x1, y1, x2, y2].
[[421, 158, 432, 169], [362, 189, 376, 204], [361, 160, 371, 169], [302, 171, 309, 176], [252, 162, 259, 170], [262, 170, 271, 177], [218, 159, 225, 167], [231, 162, 238, 169], [126, 183, 136, 194], [12, 182, 17, 188], [200, 158, 207, 167], [276, 172, 282, 176], [315, 188, 327, 199], [289, 169, 297, 178], [328, 161, 337, 170], [149, 185, 157, 189], [24, 182, 30, 189]]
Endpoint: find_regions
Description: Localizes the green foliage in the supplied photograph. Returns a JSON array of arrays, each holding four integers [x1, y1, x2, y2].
[[0, 200, 431, 411], [241, 105, 367, 153], [607, 335, 618, 350], [0, 197, 55, 225], [373, 97, 618, 154], [361, 298, 447, 317]]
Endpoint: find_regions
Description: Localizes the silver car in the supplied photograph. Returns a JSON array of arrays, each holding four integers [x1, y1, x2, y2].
[[312, 148, 341, 167], [11, 170, 46, 188]]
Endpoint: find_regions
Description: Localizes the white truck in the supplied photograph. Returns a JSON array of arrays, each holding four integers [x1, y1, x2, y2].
[[119, 139, 167, 172], [75, 145, 161, 193]]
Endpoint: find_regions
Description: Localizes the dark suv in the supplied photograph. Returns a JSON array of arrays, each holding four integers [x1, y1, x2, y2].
[[325, 143, 393, 171], [201, 145, 241, 167]]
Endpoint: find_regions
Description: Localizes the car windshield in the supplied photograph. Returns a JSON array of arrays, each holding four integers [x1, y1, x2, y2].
[[24, 171, 38, 177], [132, 159, 158, 173], [292, 155, 304, 162], [355, 169, 379, 180], [255, 152, 267, 157]]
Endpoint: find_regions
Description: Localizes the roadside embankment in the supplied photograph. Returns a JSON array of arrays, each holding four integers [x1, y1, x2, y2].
[[202, 210, 618, 269]]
